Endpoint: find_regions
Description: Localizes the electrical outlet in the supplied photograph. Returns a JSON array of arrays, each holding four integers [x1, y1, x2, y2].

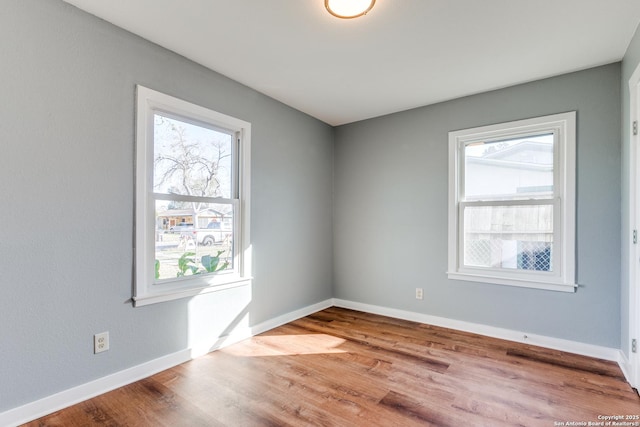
[[94, 331, 109, 354], [415, 288, 423, 300]]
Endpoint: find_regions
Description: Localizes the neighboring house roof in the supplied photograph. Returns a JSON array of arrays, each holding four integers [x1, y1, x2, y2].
[[467, 140, 553, 171], [483, 141, 552, 163]]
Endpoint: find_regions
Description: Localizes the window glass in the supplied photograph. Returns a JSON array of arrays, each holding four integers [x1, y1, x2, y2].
[[463, 204, 553, 271], [155, 201, 234, 281], [464, 133, 554, 200], [153, 114, 233, 199]]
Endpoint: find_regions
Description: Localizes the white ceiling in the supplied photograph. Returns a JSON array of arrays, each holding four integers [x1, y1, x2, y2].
[[62, 0, 640, 126]]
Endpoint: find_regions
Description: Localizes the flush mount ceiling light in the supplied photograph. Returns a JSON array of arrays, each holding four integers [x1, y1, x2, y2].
[[325, 0, 376, 19]]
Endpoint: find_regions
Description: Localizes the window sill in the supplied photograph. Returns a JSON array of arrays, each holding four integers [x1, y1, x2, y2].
[[447, 272, 576, 293], [133, 277, 252, 307]]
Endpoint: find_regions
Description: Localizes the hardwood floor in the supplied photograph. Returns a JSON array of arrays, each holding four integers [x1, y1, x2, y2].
[[24, 307, 640, 426]]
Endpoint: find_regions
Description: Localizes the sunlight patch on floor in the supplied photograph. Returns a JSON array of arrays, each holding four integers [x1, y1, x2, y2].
[[223, 334, 347, 357]]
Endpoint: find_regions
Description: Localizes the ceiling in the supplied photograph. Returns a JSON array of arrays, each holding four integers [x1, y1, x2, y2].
[[62, 0, 640, 126]]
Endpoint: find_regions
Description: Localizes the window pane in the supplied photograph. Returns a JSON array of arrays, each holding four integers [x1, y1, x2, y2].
[[463, 204, 553, 272], [155, 201, 234, 281], [153, 114, 233, 199], [464, 133, 553, 200]]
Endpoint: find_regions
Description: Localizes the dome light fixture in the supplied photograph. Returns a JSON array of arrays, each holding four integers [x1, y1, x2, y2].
[[325, 0, 376, 19]]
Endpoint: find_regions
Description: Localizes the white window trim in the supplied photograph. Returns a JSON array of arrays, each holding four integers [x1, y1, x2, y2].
[[134, 85, 252, 306], [447, 112, 576, 292]]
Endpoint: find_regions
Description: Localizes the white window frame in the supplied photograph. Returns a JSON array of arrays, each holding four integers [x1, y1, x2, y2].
[[447, 112, 576, 292], [134, 85, 251, 306]]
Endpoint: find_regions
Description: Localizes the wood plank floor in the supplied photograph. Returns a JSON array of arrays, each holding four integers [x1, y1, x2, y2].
[[24, 307, 640, 426]]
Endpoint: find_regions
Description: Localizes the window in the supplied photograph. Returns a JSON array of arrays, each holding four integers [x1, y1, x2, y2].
[[134, 86, 251, 306], [448, 112, 576, 292]]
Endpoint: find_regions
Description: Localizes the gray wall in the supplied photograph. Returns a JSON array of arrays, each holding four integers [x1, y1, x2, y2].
[[0, 0, 333, 412], [621, 24, 640, 357], [1, 0, 632, 416], [334, 64, 622, 348]]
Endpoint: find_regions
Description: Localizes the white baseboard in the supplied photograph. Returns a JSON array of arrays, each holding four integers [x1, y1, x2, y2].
[[251, 299, 334, 336], [0, 298, 334, 427], [1, 297, 629, 426], [618, 350, 634, 387], [0, 349, 192, 427], [332, 298, 622, 362]]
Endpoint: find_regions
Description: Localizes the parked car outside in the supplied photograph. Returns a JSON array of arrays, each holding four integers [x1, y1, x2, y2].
[[181, 220, 232, 246]]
